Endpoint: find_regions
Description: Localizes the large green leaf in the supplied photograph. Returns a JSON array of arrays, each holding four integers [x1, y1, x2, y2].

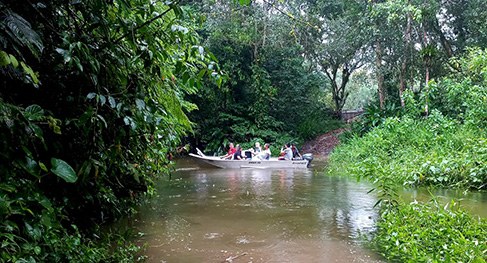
[[50, 158, 77, 183], [238, 0, 251, 5], [0, 51, 11, 66], [24, 104, 44, 121]]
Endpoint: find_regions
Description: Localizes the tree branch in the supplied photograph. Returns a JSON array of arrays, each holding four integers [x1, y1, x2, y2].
[[261, 0, 320, 32], [112, 1, 180, 45]]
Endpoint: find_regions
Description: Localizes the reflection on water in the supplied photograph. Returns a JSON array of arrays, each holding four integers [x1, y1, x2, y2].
[[125, 158, 385, 262]]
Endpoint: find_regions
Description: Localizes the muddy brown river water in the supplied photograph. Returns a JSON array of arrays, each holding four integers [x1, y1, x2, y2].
[[118, 158, 487, 262]]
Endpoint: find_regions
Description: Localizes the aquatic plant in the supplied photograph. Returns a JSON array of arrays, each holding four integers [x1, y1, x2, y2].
[[373, 200, 487, 262]]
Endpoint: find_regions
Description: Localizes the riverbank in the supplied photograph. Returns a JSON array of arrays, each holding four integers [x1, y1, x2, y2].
[[326, 123, 487, 262], [301, 128, 347, 159]]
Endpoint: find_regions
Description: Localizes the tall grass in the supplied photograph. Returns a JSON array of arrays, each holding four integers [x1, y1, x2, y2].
[[329, 113, 486, 189]]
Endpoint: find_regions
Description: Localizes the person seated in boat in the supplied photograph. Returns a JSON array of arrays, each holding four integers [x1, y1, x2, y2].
[[233, 144, 245, 160], [291, 143, 302, 160], [253, 142, 262, 153], [256, 143, 271, 160], [278, 143, 293, 160], [247, 141, 262, 158], [220, 142, 236, 159]]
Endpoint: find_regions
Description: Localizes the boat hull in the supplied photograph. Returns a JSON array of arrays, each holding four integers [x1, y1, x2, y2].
[[188, 153, 309, 169]]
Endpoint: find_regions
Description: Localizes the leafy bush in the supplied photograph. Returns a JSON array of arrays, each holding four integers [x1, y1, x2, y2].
[[347, 102, 403, 138], [374, 201, 487, 262], [430, 78, 487, 129], [0, 101, 145, 262], [428, 47, 487, 129]]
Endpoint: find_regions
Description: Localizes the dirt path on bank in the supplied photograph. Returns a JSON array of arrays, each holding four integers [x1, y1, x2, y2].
[[301, 128, 348, 159]]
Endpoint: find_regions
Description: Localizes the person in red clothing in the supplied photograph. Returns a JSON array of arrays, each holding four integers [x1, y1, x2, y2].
[[221, 142, 236, 159]]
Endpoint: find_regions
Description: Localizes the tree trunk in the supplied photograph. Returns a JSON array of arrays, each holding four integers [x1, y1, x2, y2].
[[424, 60, 430, 116], [325, 66, 340, 112], [339, 65, 351, 110], [324, 63, 352, 117], [434, 18, 454, 58], [421, 23, 432, 116], [399, 62, 406, 107], [399, 7, 412, 107], [375, 40, 385, 109]]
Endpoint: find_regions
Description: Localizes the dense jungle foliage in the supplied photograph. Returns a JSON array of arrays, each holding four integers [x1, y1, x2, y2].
[[184, 0, 487, 155], [0, 0, 220, 261], [185, 2, 338, 153]]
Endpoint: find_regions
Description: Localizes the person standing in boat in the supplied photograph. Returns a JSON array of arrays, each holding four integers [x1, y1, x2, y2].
[[221, 143, 236, 159], [278, 143, 293, 160]]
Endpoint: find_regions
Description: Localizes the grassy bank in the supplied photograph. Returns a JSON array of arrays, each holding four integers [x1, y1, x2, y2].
[[328, 115, 486, 189], [327, 48, 487, 262], [328, 116, 487, 261]]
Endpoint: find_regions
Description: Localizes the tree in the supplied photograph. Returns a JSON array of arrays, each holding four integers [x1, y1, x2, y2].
[[366, 0, 487, 112], [284, 0, 372, 114], [1, 0, 218, 260]]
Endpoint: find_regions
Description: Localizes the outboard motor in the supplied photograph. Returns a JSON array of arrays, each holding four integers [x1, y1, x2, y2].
[[302, 153, 313, 167]]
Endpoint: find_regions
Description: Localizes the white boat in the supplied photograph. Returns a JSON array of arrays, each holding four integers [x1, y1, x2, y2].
[[189, 149, 312, 169]]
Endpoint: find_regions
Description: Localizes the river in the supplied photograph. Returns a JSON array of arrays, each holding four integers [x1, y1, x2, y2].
[[119, 158, 486, 262]]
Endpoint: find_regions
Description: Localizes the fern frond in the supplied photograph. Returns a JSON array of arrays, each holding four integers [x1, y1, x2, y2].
[[0, 8, 44, 59]]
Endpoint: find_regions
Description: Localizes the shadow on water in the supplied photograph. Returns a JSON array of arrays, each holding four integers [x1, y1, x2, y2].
[[120, 158, 386, 262]]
